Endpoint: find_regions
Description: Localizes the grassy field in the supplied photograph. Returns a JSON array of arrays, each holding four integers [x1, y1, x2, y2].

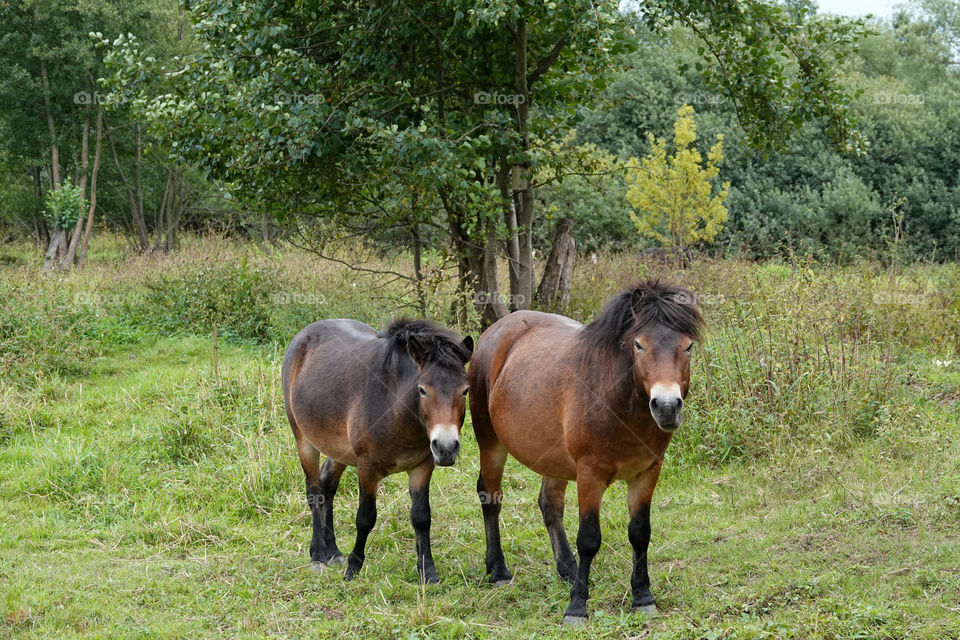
[[1, 237, 959, 639]]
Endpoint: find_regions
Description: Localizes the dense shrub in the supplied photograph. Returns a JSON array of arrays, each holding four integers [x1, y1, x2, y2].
[[138, 260, 278, 342]]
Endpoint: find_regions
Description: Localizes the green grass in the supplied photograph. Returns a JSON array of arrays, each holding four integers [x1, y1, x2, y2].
[[1, 237, 959, 638]]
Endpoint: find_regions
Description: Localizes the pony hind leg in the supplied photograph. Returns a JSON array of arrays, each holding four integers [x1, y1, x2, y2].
[[538, 476, 577, 583], [345, 461, 382, 580], [471, 369, 512, 585], [317, 457, 346, 565], [294, 434, 330, 565], [476, 443, 512, 585]]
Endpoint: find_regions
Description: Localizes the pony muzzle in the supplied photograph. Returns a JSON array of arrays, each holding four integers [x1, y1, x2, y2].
[[649, 383, 683, 432], [428, 424, 461, 466]]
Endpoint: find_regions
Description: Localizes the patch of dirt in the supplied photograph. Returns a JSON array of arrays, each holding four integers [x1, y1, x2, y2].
[[929, 389, 960, 407]]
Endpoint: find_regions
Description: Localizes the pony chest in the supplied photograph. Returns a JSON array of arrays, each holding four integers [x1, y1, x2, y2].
[[349, 415, 431, 472], [564, 416, 671, 478]]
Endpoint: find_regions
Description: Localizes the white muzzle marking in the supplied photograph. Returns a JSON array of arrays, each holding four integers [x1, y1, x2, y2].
[[649, 382, 683, 431], [429, 424, 460, 448], [650, 382, 682, 405]]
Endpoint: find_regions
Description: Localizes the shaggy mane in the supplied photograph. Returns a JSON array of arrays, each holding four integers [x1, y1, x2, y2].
[[379, 318, 471, 369], [579, 280, 704, 353]]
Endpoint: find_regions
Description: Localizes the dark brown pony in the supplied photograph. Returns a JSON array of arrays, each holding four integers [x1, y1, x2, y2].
[[469, 281, 703, 624], [282, 318, 473, 583]]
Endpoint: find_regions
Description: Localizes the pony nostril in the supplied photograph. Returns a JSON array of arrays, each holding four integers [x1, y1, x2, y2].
[[650, 395, 682, 416], [431, 438, 460, 453]]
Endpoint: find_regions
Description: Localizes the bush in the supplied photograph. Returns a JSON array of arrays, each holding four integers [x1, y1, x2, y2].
[[43, 179, 86, 230], [138, 259, 278, 342]]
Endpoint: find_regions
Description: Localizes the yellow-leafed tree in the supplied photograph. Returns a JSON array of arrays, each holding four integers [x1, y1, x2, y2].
[[625, 105, 730, 250]]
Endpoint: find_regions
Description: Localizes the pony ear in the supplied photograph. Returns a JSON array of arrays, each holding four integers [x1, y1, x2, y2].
[[461, 336, 474, 356], [406, 335, 427, 367]]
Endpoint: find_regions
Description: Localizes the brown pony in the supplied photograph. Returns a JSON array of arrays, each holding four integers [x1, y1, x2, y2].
[[468, 281, 703, 624], [282, 318, 473, 583]]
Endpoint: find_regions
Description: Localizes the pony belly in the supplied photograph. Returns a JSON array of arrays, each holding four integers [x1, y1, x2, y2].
[[510, 441, 578, 481], [490, 404, 577, 479], [313, 441, 359, 467], [300, 419, 359, 466], [383, 446, 433, 474]]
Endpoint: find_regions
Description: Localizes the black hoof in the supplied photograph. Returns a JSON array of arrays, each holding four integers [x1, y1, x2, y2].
[[343, 564, 362, 581], [420, 573, 440, 585], [487, 567, 513, 586], [325, 554, 345, 567]]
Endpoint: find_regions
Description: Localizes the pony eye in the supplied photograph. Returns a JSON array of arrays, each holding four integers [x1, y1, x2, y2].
[[461, 386, 470, 397], [418, 385, 428, 397], [634, 340, 644, 352], [686, 343, 694, 353]]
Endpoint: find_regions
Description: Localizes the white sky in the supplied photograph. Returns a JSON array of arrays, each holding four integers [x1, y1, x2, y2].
[[815, 0, 903, 20]]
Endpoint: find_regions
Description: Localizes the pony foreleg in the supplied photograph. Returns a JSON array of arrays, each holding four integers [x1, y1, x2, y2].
[[563, 464, 609, 625], [408, 457, 439, 584], [627, 464, 662, 614], [345, 464, 381, 580]]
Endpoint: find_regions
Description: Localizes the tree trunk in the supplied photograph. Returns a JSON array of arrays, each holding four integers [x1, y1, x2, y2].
[[60, 115, 91, 268], [536, 218, 576, 311], [42, 229, 67, 270], [78, 114, 90, 197], [40, 61, 61, 189], [151, 168, 185, 252], [412, 222, 426, 316], [107, 121, 150, 252], [153, 168, 174, 251], [478, 213, 510, 326], [79, 107, 104, 263], [499, 165, 521, 311], [132, 124, 148, 250], [440, 188, 506, 328], [511, 18, 535, 311], [165, 173, 185, 252], [40, 60, 65, 269], [32, 165, 48, 247]]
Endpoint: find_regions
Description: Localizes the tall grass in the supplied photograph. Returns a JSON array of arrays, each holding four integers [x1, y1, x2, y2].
[[1, 235, 958, 468]]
